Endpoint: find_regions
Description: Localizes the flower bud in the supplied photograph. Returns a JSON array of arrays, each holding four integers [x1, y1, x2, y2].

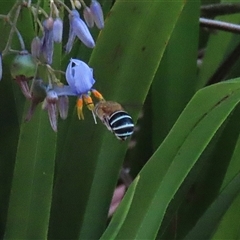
[[83, 7, 94, 28], [69, 10, 95, 48], [53, 18, 63, 43], [45, 90, 58, 132], [41, 18, 54, 64], [46, 90, 58, 104], [44, 17, 54, 30], [74, 0, 81, 9], [31, 36, 41, 58], [58, 95, 69, 119], [90, 0, 104, 29]]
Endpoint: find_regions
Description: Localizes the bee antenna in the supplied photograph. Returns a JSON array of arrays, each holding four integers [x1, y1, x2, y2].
[[92, 110, 97, 124]]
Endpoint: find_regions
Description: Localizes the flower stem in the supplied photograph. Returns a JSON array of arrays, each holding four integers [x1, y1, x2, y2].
[[54, 0, 72, 14], [2, 3, 22, 56], [201, 3, 240, 17], [79, 0, 87, 8], [200, 17, 240, 34]]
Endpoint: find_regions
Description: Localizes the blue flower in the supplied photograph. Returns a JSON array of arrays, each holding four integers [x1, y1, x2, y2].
[[83, 7, 94, 28], [41, 18, 54, 64], [65, 58, 95, 95], [53, 18, 63, 43], [66, 10, 95, 52], [90, 0, 104, 29], [64, 58, 104, 120], [43, 90, 59, 132], [31, 37, 41, 58], [25, 79, 70, 132]]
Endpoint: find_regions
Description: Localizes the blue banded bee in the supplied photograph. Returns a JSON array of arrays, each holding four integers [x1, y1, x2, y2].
[[94, 101, 134, 141]]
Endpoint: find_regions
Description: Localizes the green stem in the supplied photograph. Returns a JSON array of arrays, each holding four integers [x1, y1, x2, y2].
[[2, 4, 22, 56], [54, 0, 72, 14]]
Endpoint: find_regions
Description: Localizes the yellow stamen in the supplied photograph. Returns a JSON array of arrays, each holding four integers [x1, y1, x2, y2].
[[92, 89, 104, 101], [77, 98, 84, 120], [83, 95, 94, 111]]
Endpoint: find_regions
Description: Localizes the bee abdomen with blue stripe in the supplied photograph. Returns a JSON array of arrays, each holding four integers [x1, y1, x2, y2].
[[94, 101, 134, 141], [109, 111, 134, 141]]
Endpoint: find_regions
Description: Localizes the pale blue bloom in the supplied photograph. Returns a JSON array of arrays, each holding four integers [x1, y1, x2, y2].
[[31, 36, 41, 58], [57, 95, 69, 119], [53, 18, 63, 43], [44, 90, 59, 132], [65, 58, 95, 95], [41, 18, 54, 64], [83, 7, 94, 28], [66, 10, 95, 52], [90, 0, 104, 29]]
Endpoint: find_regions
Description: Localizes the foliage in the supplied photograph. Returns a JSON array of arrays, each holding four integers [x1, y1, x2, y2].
[[1, 0, 240, 239]]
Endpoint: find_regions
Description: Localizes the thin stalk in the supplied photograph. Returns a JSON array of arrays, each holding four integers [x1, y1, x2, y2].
[[54, 0, 72, 14], [31, 5, 49, 18], [200, 17, 240, 35], [7, 0, 21, 19], [10, 22, 26, 50], [79, 0, 87, 8], [2, 4, 22, 56], [201, 3, 240, 17]]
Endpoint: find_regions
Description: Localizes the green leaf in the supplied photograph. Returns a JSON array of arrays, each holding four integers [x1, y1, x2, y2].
[[210, 109, 240, 239], [211, 194, 240, 240], [113, 79, 240, 239], [3, 0, 61, 237], [152, 0, 199, 148], [162, 104, 240, 239], [184, 172, 240, 240], [0, 0, 21, 236], [4, 109, 57, 239]]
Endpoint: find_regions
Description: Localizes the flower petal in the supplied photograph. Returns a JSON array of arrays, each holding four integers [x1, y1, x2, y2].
[[83, 7, 94, 28], [65, 59, 77, 93], [41, 18, 54, 64], [53, 85, 77, 96], [65, 25, 76, 54], [58, 95, 69, 119], [53, 18, 63, 43], [70, 10, 95, 48], [47, 103, 58, 132], [31, 37, 41, 58], [45, 90, 59, 132], [90, 0, 104, 29], [65, 58, 95, 95]]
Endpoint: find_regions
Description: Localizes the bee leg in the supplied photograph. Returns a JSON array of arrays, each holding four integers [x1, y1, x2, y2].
[[76, 97, 84, 120], [103, 116, 112, 132]]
